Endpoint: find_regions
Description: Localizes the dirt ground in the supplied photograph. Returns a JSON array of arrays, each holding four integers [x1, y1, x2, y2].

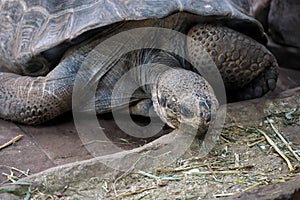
[[0, 50, 300, 199]]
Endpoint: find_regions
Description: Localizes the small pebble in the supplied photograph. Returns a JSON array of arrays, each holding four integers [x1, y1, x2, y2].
[[157, 179, 168, 187]]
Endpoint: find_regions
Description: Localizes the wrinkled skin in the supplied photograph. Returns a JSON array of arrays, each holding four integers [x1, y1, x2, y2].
[[152, 68, 218, 133]]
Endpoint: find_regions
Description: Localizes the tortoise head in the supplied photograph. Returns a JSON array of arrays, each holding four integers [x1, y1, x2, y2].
[[152, 68, 219, 135]]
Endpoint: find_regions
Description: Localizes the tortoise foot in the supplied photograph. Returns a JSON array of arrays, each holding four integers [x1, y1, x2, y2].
[[187, 23, 279, 102], [227, 67, 278, 101]]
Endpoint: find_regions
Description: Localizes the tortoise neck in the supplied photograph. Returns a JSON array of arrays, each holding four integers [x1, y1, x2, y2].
[[131, 50, 183, 96]]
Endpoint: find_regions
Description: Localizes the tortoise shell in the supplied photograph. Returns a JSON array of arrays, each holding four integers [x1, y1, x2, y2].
[[0, 0, 264, 76]]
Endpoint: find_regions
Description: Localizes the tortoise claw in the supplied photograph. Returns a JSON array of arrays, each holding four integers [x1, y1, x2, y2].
[[267, 78, 276, 91], [228, 70, 278, 102], [228, 49, 279, 101], [254, 86, 263, 97]]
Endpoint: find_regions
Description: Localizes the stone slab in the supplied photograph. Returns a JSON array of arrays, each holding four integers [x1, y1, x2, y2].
[[0, 120, 55, 184]]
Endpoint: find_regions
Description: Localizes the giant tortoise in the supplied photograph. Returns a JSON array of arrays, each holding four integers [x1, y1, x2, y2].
[[0, 0, 278, 134]]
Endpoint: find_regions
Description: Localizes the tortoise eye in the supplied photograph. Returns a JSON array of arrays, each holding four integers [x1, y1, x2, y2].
[[166, 96, 177, 109], [158, 95, 167, 107], [178, 103, 194, 118], [205, 99, 212, 108], [199, 100, 211, 109], [199, 101, 206, 108]]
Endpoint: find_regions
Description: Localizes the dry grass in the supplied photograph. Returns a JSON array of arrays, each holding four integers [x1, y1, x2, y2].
[[29, 110, 300, 199], [0, 135, 23, 150], [3, 105, 300, 199]]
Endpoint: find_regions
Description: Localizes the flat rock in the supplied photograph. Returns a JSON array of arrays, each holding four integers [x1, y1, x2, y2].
[[18, 114, 93, 166], [0, 120, 55, 184]]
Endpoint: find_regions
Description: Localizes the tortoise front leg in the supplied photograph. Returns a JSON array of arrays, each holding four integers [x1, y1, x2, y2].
[[0, 33, 99, 125], [187, 24, 278, 101], [0, 50, 84, 125]]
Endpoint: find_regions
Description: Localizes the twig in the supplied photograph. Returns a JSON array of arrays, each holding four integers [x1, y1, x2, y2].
[[114, 186, 156, 199], [155, 164, 207, 174], [267, 118, 300, 161], [234, 153, 240, 167], [220, 135, 231, 143], [2, 172, 18, 183], [156, 167, 192, 173], [138, 170, 181, 181], [214, 181, 265, 198], [248, 138, 266, 147], [138, 170, 160, 180], [112, 169, 133, 196], [10, 167, 30, 176], [228, 165, 254, 170], [186, 169, 240, 175], [257, 129, 295, 171], [0, 135, 23, 150], [214, 192, 239, 198], [242, 137, 263, 143]]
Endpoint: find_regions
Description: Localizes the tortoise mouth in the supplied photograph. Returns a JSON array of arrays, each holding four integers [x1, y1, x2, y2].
[[154, 103, 213, 134], [178, 122, 210, 137]]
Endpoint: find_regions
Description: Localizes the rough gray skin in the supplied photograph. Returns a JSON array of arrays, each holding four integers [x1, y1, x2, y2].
[[0, 0, 278, 134]]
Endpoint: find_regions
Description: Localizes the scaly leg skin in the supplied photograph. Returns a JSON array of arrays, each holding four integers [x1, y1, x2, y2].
[[0, 58, 78, 125], [0, 32, 99, 125], [187, 24, 278, 101]]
